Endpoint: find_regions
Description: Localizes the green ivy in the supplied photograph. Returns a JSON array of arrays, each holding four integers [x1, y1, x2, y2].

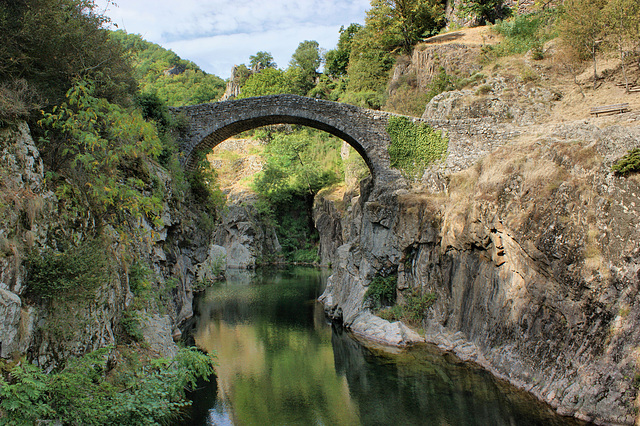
[[612, 148, 640, 176], [386, 116, 448, 180]]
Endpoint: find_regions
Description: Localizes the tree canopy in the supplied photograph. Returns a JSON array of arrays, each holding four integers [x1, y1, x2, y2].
[[249, 51, 277, 70]]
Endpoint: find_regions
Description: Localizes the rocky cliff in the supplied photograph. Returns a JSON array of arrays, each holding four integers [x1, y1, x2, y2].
[[0, 122, 219, 370], [317, 115, 640, 424]]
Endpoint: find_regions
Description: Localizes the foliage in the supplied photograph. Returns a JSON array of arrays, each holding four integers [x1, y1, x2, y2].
[[290, 40, 322, 75], [128, 260, 153, 299], [556, 0, 605, 60], [403, 290, 437, 321], [491, 11, 557, 57], [189, 152, 225, 204], [112, 31, 226, 107], [612, 148, 640, 176], [386, 116, 448, 179], [25, 239, 110, 301], [252, 128, 343, 262], [0, 80, 41, 126], [0, 361, 52, 423], [458, 0, 511, 25], [0, 347, 217, 425], [378, 289, 437, 322], [289, 40, 323, 95], [324, 24, 362, 78], [120, 310, 144, 342], [346, 26, 396, 101], [249, 51, 277, 70], [365, 0, 445, 54], [364, 275, 398, 309], [238, 68, 305, 98], [0, 0, 136, 107], [39, 81, 164, 228]]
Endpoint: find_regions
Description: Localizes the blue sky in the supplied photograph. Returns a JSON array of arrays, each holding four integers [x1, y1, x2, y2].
[[96, 0, 370, 79]]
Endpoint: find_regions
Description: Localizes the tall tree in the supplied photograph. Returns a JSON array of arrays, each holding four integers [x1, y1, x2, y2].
[[289, 40, 322, 95], [365, 0, 445, 54], [290, 40, 322, 75], [325, 24, 363, 77], [604, 0, 640, 89], [557, 0, 607, 89], [249, 51, 277, 71]]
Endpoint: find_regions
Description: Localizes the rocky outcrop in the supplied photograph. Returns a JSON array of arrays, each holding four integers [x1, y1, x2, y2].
[[0, 122, 224, 370], [423, 76, 561, 126], [219, 65, 243, 101], [211, 194, 281, 268], [318, 117, 640, 425], [313, 195, 343, 267]]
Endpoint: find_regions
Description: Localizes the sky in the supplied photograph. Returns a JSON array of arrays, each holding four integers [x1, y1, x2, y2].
[[95, 0, 371, 79]]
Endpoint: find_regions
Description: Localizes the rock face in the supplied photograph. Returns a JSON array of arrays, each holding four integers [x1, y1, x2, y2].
[[0, 122, 222, 370], [212, 194, 281, 268], [318, 117, 640, 425], [313, 195, 343, 267]]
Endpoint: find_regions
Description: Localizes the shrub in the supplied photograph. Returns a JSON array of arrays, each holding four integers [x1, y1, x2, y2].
[[0, 347, 217, 425], [403, 290, 437, 321], [375, 289, 437, 323], [364, 275, 398, 309], [491, 11, 557, 57], [612, 148, 640, 175], [26, 239, 110, 301], [120, 310, 143, 342]]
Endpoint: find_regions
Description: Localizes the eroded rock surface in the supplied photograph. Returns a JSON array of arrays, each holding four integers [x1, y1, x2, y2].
[[318, 118, 640, 425]]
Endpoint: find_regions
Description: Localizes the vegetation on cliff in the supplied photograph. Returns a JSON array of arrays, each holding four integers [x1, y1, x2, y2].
[[0, 0, 223, 422]]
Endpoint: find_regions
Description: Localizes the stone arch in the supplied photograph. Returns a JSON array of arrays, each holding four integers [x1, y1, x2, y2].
[[173, 95, 399, 182]]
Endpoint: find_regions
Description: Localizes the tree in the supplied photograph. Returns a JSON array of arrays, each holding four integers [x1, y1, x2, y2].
[[249, 51, 277, 71], [365, 0, 445, 54], [289, 40, 323, 95], [458, 0, 510, 25], [557, 0, 607, 89], [604, 0, 640, 90], [290, 40, 322, 75], [237, 68, 303, 98], [344, 26, 395, 108], [325, 24, 362, 77], [0, 0, 136, 107]]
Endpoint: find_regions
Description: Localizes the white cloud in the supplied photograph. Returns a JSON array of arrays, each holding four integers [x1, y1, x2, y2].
[[97, 0, 369, 78]]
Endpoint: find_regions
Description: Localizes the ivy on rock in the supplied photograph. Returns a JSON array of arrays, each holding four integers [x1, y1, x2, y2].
[[386, 116, 448, 180]]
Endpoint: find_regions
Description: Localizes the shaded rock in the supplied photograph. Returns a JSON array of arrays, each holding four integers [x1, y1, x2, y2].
[[0, 288, 21, 357], [139, 313, 179, 358]]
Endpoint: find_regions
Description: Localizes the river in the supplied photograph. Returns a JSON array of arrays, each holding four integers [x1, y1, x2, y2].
[[183, 267, 584, 426]]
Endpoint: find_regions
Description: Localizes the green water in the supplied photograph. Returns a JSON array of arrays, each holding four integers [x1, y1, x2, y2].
[[184, 267, 583, 426]]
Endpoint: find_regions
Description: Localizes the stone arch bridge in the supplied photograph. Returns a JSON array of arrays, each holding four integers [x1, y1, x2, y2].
[[171, 94, 406, 184]]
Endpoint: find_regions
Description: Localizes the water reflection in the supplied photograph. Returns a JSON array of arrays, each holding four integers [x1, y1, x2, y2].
[[184, 267, 582, 426]]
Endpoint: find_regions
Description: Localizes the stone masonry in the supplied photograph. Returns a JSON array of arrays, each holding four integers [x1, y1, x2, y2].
[[171, 94, 521, 190]]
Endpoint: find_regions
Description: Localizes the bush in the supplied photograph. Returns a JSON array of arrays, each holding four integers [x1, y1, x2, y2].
[[26, 239, 111, 301], [490, 11, 557, 57], [364, 275, 398, 309], [612, 148, 640, 175], [375, 289, 437, 323], [0, 347, 217, 425]]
